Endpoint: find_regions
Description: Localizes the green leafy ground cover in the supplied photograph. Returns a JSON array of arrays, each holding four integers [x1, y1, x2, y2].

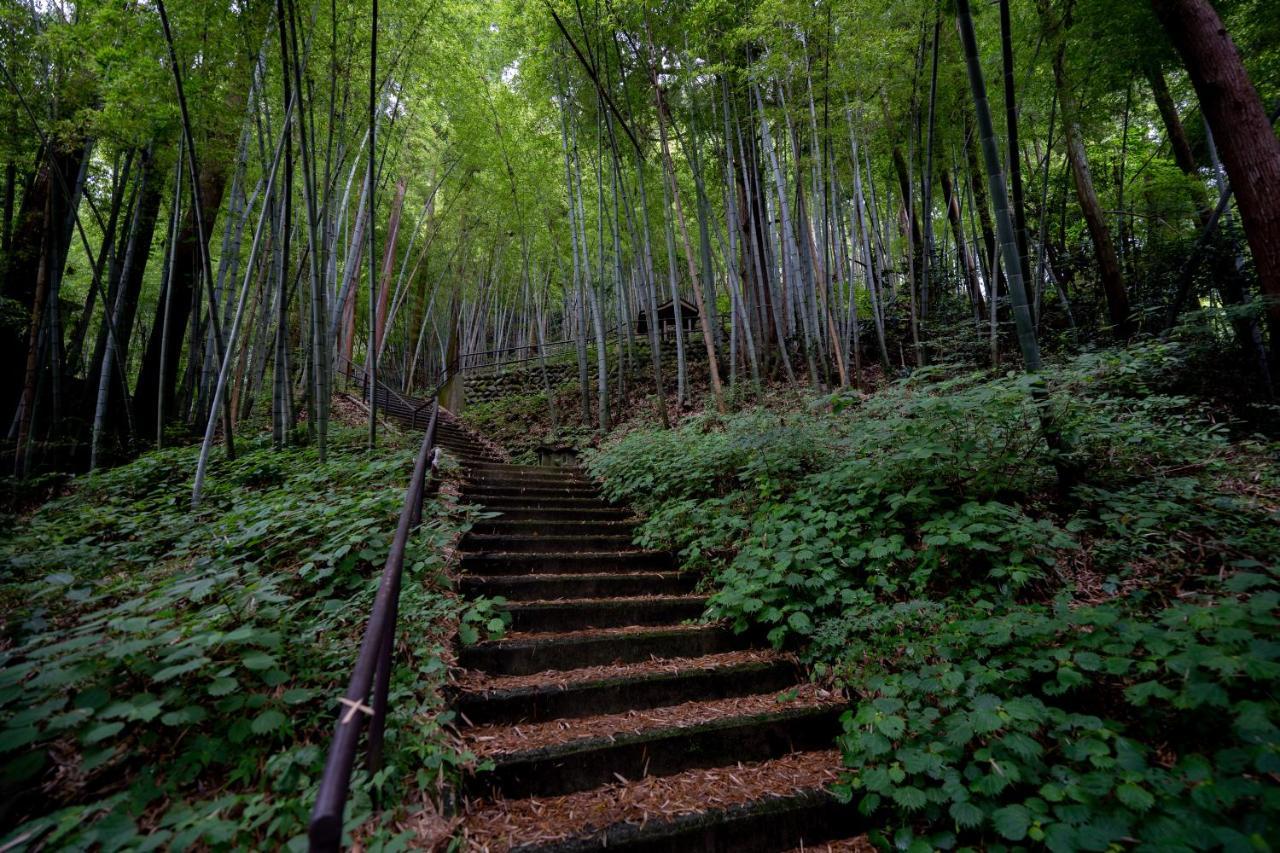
[[0, 427, 495, 850], [587, 340, 1280, 851]]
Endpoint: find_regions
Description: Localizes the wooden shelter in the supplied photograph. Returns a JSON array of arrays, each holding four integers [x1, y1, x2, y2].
[[635, 297, 699, 339]]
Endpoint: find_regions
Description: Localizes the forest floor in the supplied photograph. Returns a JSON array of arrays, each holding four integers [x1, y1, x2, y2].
[[2, 332, 1278, 850], [0, 421, 501, 850], [576, 336, 1280, 848]]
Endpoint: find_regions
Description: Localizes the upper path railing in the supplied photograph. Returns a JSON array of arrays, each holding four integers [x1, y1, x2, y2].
[[339, 357, 438, 429], [419, 327, 626, 387], [308, 364, 444, 851]]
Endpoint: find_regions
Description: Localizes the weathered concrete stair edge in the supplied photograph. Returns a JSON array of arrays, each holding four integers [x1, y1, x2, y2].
[[461, 551, 674, 573], [468, 704, 845, 800], [459, 626, 741, 675], [466, 468, 592, 483], [454, 658, 803, 725], [500, 596, 709, 632], [468, 519, 640, 536], [508, 788, 859, 853], [472, 506, 633, 521], [462, 486, 606, 501], [461, 533, 639, 553], [459, 572, 695, 600]]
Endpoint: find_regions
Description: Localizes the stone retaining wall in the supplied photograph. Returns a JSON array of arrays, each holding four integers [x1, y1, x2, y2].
[[463, 362, 579, 405]]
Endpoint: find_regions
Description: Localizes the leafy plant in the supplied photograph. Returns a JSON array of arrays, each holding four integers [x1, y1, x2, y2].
[[587, 342, 1280, 848], [0, 428, 482, 850], [832, 586, 1280, 850]]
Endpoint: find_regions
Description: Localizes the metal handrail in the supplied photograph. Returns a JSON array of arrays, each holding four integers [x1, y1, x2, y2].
[[337, 353, 454, 429], [308, 402, 441, 852], [410, 358, 462, 425], [340, 356, 422, 417]]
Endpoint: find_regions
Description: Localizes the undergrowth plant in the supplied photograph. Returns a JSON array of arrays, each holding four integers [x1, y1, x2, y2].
[[0, 428, 500, 850], [588, 341, 1280, 850]]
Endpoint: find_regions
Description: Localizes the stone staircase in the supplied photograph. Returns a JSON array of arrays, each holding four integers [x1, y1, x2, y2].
[[434, 424, 860, 851]]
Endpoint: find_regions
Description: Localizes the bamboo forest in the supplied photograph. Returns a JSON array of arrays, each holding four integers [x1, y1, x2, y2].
[[2, 0, 1279, 849]]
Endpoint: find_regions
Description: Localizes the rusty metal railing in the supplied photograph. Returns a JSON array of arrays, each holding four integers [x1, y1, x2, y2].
[[308, 402, 440, 852]]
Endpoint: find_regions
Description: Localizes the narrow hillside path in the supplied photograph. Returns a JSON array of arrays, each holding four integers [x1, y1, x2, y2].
[[434, 417, 860, 852]]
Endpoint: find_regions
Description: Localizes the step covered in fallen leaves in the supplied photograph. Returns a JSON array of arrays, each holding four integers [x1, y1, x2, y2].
[[461, 534, 640, 554], [464, 686, 845, 799], [499, 594, 709, 632], [459, 624, 746, 675], [460, 551, 675, 576], [453, 649, 802, 725], [458, 749, 854, 853], [459, 571, 696, 601]]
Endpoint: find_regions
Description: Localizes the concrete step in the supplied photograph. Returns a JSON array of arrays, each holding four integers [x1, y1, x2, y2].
[[465, 495, 616, 511], [461, 534, 639, 554], [437, 437, 493, 452], [437, 439, 500, 458], [474, 506, 633, 522], [440, 448, 499, 461], [508, 785, 857, 853], [460, 551, 674, 576], [467, 476, 596, 492], [455, 655, 801, 726], [501, 595, 708, 632], [467, 463, 586, 478], [459, 625, 743, 675], [468, 518, 639, 536], [463, 483, 604, 499], [467, 464, 588, 478], [467, 701, 845, 799], [459, 571, 694, 600], [439, 442, 499, 456]]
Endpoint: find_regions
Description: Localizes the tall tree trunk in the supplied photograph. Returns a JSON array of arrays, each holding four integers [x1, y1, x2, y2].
[[892, 144, 925, 303], [133, 160, 228, 436], [1151, 0, 1280, 381], [1145, 61, 1211, 217], [921, 12, 941, 320], [955, 0, 1042, 373], [1, 159, 14, 257], [1042, 9, 1132, 338], [1000, 0, 1034, 292], [941, 168, 985, 320], [373, 178, 406, 353], [13, 191, 53, 476], [2, 141, 89, 431], [557, 81, 592, 422], [90, 152, 156, 469], [650, 58, 725, 413], [757, 83, 817, 386], [367, 0, 379, 448], [963, 113, 1004, 300]]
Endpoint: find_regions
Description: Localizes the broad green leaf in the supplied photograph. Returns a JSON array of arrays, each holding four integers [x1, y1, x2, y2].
[[251, 709, 287, 736], [0, 726, 40, 752], [1116, 783, 1155, 812], [949, 800, 984, 828], [152, 657, 210, 682], [208, 677, 238, 697], [83, 722, 125, 744], [892, 786, 927, 811], [786, 611, 813, 634], [241, 652, 276, 671], [992, 804, 1030, 840]]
